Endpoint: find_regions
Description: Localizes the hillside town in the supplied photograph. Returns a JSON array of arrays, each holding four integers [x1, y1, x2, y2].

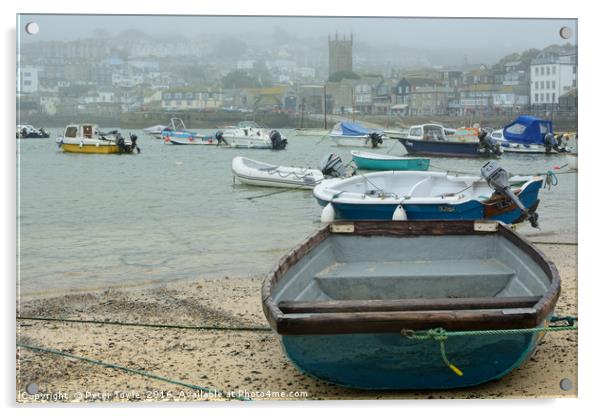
[[17, 30, 577, 127]]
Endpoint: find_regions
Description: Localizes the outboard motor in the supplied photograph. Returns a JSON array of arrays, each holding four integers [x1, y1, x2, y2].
[[481, 161, 539, 228], [478, 129, 502, 156], [215, 130, 228, 146], [368, 132, 384, 148], [552, 134, 568, 153], [130, 133, 140, 153], [269, 130, 288, 150], [544, 133, 554, 154], [115, 133, 127, 153], [320, 153, 348, 178]]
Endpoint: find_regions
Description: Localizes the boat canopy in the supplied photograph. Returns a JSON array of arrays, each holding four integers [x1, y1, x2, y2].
[[340, 121, 372, 136], [502, 115, 553, 145]]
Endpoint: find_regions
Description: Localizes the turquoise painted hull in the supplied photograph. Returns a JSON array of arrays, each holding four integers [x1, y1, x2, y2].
[[281, 330, 541, 390], [352, 155, 430, 171]]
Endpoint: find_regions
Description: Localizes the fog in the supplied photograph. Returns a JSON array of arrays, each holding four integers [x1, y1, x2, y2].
[[17, 14, 577, 65]]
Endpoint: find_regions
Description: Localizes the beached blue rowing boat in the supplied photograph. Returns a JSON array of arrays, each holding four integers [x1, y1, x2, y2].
[[262, 220, 560, 389], [351, 150, 429, 171]]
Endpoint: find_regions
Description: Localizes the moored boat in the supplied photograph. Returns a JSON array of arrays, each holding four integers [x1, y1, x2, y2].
[[329, 121, 385, 148], [216, 122, 288, 150], [313, 162, 543, 226], [393, 124, 501, 158], [17, 124, 49, 139], [56, 124, 140, 154], [143, 124, 168, 139], [351, 150, 430, 171], [262, 220, 561, 389], [232, 156, 324, 189], [163, 130, 218, 145], [491, 116, 569, 154]]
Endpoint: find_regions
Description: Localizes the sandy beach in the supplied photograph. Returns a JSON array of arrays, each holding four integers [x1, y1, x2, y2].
[[16, 242, 577, 402]]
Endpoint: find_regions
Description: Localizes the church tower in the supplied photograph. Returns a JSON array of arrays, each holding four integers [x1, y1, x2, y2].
[[328, 33, 353, 76]]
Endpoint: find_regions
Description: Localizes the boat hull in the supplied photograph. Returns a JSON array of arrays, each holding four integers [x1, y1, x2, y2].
[[352, 154, 430, 171], [397, 137, 495, 158], [59, 143, 121, 154], [331, 135, 382, 148], [316, 180, 542, 223], [280, 329, 540, 389], [167, 137, 218, 145], [234, 173, 316, 189]]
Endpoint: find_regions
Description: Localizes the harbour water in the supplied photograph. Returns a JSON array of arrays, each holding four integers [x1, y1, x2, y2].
[[17, 130, 577, 297]]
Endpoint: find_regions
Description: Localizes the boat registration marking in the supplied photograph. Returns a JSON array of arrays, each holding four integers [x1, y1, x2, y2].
[[474, 221, 498, 232], [330, 223, 355, 233]]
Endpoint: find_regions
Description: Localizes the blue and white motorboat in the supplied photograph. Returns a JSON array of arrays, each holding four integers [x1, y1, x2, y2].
[[313, 162, 543, 226], [329, 121, 385, 148], [491, 116, 568, 154]]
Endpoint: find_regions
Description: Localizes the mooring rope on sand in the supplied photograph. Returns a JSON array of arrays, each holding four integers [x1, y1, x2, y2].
[[401, 315, 578, 377], [17, 316, 272, 332], [17, 342, 251, 401]]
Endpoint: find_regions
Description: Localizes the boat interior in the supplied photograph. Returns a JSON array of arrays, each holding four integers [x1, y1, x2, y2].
[[272, 232, 551, 313], [324, 172, 494, 200]]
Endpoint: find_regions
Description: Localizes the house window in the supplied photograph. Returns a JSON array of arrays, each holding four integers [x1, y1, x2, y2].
[[572, 79, 576, 87], [552, 93, 555, 102], [23, 80, 32, 86], [552, 66, 556, 75], [534, 94, 539, 102], [535, 67, 539, 76], [546, 81, 550, 89], [573, 66, 577, 74], [546, 93, 550, 102], [552, 80, 556, 89], [546, 66, 550, 75]]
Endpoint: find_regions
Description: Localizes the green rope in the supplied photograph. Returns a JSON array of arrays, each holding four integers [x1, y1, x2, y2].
[[401, 316, 577, 377], [17, 316, 272, 332], [17, 342, 251, 401]]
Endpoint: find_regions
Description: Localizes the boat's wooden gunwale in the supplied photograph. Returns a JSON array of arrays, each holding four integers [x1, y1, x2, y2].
[[262, 221, 560, 335], [278, 296, 541, 314]]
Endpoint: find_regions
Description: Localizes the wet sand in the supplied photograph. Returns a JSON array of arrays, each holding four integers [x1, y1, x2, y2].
[[16, 243, 577, 402]]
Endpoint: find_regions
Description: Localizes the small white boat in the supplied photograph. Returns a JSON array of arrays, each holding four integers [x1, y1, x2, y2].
[[329, 121, 385, 148], [143, 124, 168, 139], [217, 122, 287, 150], [232, 156, 323, 189], [220, 122, 286, 149]]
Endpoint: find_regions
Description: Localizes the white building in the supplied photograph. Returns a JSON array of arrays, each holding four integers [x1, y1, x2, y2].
[[530, 48, 577, 106], [17, 66, 40, 93]]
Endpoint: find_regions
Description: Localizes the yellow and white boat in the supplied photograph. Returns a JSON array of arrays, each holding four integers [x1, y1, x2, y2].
[[56, 124, 140, 154]]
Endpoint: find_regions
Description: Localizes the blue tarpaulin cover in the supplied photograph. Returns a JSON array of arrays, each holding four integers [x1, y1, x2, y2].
[[502, 115, 554, 145], [340, 121, 372, 136]]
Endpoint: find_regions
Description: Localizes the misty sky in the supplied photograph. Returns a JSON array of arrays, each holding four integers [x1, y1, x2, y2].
[[17, 14, 577, 62]]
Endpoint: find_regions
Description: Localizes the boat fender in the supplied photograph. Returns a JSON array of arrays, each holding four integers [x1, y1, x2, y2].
[[96, 142, 100, 147], [392, 204, 407, 221], [320, 203, 336, 223], [79, 141, 83, 148]]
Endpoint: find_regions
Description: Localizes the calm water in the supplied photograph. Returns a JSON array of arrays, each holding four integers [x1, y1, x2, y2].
[[17, 130, 577, 296]]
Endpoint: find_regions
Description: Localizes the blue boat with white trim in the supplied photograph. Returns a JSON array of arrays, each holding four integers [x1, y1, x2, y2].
[[313, 164, 543, 226]]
